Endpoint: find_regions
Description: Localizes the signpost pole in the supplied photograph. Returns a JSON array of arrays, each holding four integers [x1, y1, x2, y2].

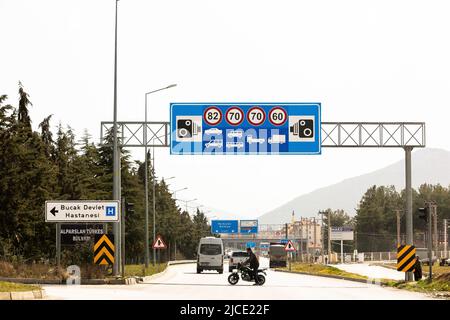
[[428, 203, 433, 283], [404, 146, 414, 282], [56, 223, 61, 269], [121, 197, 126, 278], [340, 240, 344, 264], [289, 252, 291, 271]]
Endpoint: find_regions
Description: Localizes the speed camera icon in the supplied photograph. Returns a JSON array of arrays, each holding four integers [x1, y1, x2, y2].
[[289, 115, 315, 142], [175, 116, 202, 142]]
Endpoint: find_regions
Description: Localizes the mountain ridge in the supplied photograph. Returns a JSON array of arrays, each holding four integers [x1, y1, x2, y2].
[[258, 148, 450, 224]]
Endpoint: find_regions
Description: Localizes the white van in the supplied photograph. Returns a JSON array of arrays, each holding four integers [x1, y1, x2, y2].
[[197, 237, 224, 274]]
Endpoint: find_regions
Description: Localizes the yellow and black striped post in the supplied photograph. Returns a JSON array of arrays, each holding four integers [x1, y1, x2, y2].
[[94, 234, 115, 265], [397, 244, 416, 272]]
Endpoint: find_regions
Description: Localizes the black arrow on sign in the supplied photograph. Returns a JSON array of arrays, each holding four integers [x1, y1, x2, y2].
[[50, 207, 58, 216]]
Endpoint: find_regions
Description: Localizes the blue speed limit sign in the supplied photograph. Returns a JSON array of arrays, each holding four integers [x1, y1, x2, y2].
[[170, 103, 321, 155]]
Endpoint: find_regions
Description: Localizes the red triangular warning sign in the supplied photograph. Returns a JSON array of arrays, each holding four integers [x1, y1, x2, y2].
[[284, 240, 296, 252], [152, 235, 167, 249]]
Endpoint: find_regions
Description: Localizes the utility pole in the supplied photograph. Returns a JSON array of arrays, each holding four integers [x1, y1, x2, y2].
[[321, 217, 324, 263], [421, 201, 435, 283], [299, 218, 303, 262], [313, 217, 317, 262], [112, 0, 121, 277], [285, 223, 288, 239], [328, 211, 332, 264], [427, 202, 433, 283], [444, 219, 448, 259], [306, 219, 310, 262], [433, 205, 438, 256]]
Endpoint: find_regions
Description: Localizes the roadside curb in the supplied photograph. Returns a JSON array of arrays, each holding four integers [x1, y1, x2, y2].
[[0, 289, 46, 300], [140, 260, 195, 283], [0, 277, 62, 285], [0, 277, 137, 285], [141, 267, 170, 283], [0, 261, 196, 286], [273, 269, 390, 286], [168, 260, 196, 266]]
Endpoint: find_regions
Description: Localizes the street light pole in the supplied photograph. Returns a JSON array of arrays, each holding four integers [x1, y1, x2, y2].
[[318, 211, 326, 264], [152, 142, 156, 266], [172, 187, 187, 201], [112, 0, 120, 277], [144, 84, 176, 268], [171, 187, 186, 261], [179, 198, 197, 214]]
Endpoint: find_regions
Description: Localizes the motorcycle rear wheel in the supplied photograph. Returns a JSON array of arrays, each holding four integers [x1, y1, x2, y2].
[[256, 274, 266, 285], [228, 273, 239, 285]]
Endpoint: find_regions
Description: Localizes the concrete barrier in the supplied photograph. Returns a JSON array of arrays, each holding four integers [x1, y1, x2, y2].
[[0, 292, 11, 300], [168, 260, 196, 266], [0, 289, 45, 300]]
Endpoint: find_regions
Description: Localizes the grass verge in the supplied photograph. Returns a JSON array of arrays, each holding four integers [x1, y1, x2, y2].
[[0, 281, 40, 292], [387, 273, 450, 296], [278, 263, 368, 281], [124, 263, 167, 277], [379, 262, 450, 276]]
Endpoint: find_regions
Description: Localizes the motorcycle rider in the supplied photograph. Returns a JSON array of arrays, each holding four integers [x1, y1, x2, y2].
[[244, 247, 260, 285]]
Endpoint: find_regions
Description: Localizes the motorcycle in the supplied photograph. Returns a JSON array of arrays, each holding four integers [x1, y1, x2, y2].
[[227, 262, 267, 286]]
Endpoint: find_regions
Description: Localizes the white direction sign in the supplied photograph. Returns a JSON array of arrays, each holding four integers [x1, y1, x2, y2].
[[330, 227, 354, 241], [45, 200, 120, 222], [284, 240, 296, 252]]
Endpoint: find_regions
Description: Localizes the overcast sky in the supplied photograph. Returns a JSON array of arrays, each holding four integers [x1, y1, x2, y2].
[[1, 0, 449, 220]]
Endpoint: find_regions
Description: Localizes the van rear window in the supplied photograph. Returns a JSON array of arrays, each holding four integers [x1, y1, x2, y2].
[[200, 244, 222, 255]]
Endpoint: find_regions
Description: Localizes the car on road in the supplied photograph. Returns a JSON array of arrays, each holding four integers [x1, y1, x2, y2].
[[197, 237, 224, 274], [227, 130, 243, 138], [205, 128, 222, 135], [205, 138, 223, 148], [269, 243, 287, 268], [228, 251, 250, 272]]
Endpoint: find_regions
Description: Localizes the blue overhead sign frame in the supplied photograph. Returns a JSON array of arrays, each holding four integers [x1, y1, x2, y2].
[[240, 220, 258, 234], [211, 220, 239, 234], [170, 103, 321, 155], [246, 242, 256, 248]]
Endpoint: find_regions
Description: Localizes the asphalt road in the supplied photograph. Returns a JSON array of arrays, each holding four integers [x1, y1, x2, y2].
[[43, 259, 435, 300]]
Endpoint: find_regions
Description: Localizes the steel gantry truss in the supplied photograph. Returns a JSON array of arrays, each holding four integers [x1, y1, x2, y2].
[[101, 120, 425, 282], [100, 121, 425, 148]]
